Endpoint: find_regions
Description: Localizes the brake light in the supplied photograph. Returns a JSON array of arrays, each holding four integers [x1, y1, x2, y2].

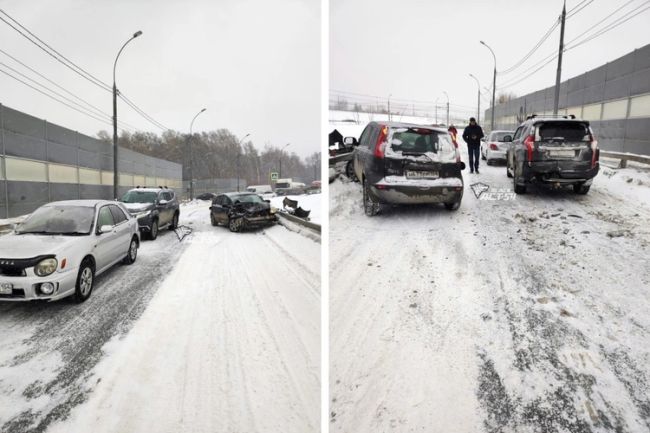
[[590, 133, 599, 168], [489, 143, 498, 150], [524, 134, 535, 161], [374, 125, 388, 159]]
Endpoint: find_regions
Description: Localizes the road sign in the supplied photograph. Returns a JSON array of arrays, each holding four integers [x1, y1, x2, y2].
[[270, 172, 279, 181]]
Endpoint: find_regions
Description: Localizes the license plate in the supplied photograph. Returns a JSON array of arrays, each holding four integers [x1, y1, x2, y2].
[[406, 170, 438, 179], [549, 149, 575, 157], [0, 283, 13, 295]]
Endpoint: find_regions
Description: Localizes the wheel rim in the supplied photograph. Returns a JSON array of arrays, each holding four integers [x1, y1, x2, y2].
[[152, 222, 158, 237], [80, 267, 92, 295], [129, 240, 137, 260], [230, 218, 239, 231]]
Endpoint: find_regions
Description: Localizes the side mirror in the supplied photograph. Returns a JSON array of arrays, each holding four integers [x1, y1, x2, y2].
[[343, 136, 358, 146], [158, 199, 168, 205], [502, 135, 513, 142], [98, 224, 113, 234], [480, 137, 486, 142], [459, 161, 466, 171]]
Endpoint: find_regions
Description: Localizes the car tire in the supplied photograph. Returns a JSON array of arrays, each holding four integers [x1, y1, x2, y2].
[[346, 161, 358, 182], [513, 163, 526, 194], [486, 159, 492, 166], [122, 236, 138, 265], [169, 212, 179, 230], [573, 183, 590, 195], [228, 217, 243, 232], [481, 150, 486, 161], [74, 259, 95, 303], [148, 219, 158, 240], [210, 212, 218, 226], [444, 201, 461, 211], [363, 178, 380, 217]]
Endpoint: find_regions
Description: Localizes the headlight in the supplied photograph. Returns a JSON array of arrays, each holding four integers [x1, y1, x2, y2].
[[270, 207, 278, 214], [34, 258, 58, 277], [134, 210, 151, 219]]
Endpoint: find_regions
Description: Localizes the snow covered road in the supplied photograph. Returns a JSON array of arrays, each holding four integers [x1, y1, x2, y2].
[[330, 158, 650, 432], [1, 201, 320, 433]]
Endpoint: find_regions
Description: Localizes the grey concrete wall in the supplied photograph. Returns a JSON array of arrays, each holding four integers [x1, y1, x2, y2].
[[0, 104, 182, 218], [485, 44, 650, 155]]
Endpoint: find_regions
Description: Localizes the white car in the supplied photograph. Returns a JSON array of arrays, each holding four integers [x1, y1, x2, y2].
[[0, 200, 140, 302], [481, 130, 515, 165]]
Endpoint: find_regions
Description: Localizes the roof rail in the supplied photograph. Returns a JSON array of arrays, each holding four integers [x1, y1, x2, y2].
[[526, 113, 576, 120]]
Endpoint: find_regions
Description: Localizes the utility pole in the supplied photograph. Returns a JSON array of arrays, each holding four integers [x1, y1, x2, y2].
[[435, 97, 439, 124], [553, 0, 566, 115], [387, 94, 391, 121], [443, 91, 449, 126]]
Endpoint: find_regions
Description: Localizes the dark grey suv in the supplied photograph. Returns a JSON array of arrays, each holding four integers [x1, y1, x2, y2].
[[506, 115, 599, 194], [352, 121, 466, 216], [120, 187, 180, 240]]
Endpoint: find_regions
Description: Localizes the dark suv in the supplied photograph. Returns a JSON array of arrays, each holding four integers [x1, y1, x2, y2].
[[352, 122, 466, 216], [120, 187, 180, 239], [506, 115, 599, 194]]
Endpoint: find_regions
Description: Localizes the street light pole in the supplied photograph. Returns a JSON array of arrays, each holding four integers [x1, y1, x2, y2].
[[387, 94, 392, 121], [112, 30, 142, 199], [469, 74, 481, 124], [480, 40, 497, 131], [236, 133, 250, 192], [188, 108, 206, 200], [442, 91, 449, 126], [279, 143, 290, 178]]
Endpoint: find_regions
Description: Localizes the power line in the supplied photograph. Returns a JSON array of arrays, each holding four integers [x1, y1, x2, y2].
[[499, 19, 559, 75], [566, 1, 650, 49], [566, 0, 594, 18], [498, 0, 649, 91], [119, 94, 170, 130], [0, 9, 171, 132], [0, 65, 133, 132], [0, 49, 139, 131]]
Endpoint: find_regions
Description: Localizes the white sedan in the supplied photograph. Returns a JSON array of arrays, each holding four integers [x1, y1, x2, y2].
[[0, 200, 140, 302]]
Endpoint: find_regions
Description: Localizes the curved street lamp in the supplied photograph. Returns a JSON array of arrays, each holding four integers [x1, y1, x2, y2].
[[188, 108, 207, 199], [469, 74, 481, 124], [480, 40, 497, 130], [112, 30, 142, 199]]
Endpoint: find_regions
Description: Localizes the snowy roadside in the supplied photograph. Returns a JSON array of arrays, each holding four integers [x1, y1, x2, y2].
[[329, 158, 650, 432]]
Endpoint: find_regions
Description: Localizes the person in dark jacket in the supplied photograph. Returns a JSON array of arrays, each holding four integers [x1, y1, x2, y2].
[[462, 117, 484, 174]]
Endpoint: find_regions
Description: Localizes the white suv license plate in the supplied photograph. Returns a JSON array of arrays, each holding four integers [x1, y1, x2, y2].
[[0, 283, 13, 295], [406, 170, 438, 179], [549, 149, 576, 157]]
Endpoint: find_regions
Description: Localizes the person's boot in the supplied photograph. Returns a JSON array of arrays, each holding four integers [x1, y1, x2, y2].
[[475, 167, 480, 174]]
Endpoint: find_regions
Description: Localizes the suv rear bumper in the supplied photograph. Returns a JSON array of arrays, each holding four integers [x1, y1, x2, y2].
[[370, 176, 464, 204], [522, 162, 599, 184]]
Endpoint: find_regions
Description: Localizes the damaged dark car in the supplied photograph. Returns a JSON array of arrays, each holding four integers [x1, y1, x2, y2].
[[209, 192, 278, 232]]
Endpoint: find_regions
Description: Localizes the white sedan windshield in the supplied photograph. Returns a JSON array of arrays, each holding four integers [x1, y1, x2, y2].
[[17, 205, 95, 235]]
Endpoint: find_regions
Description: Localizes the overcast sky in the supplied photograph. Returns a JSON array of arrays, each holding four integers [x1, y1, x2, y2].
[[0, 0, 320, 158], [331, 0, 650, 123]]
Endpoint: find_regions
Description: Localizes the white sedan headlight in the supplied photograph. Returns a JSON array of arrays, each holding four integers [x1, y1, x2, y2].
[[34, 258, 58, 277]]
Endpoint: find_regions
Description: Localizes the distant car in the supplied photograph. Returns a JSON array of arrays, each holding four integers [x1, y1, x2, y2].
[[481, 130, 515, 165], [209, 192, 278, 232], [196, 192, 217, 201], [0, 200, 139, 302], [246, 185, 276, 200], [506, 115, 599, 194], [353, 122, 466, 215], [120, 187, 180, 240]]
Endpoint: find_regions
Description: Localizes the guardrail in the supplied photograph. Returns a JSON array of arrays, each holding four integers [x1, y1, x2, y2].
[[600, 151, 650, 168], [276, 211, 321, 242]]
